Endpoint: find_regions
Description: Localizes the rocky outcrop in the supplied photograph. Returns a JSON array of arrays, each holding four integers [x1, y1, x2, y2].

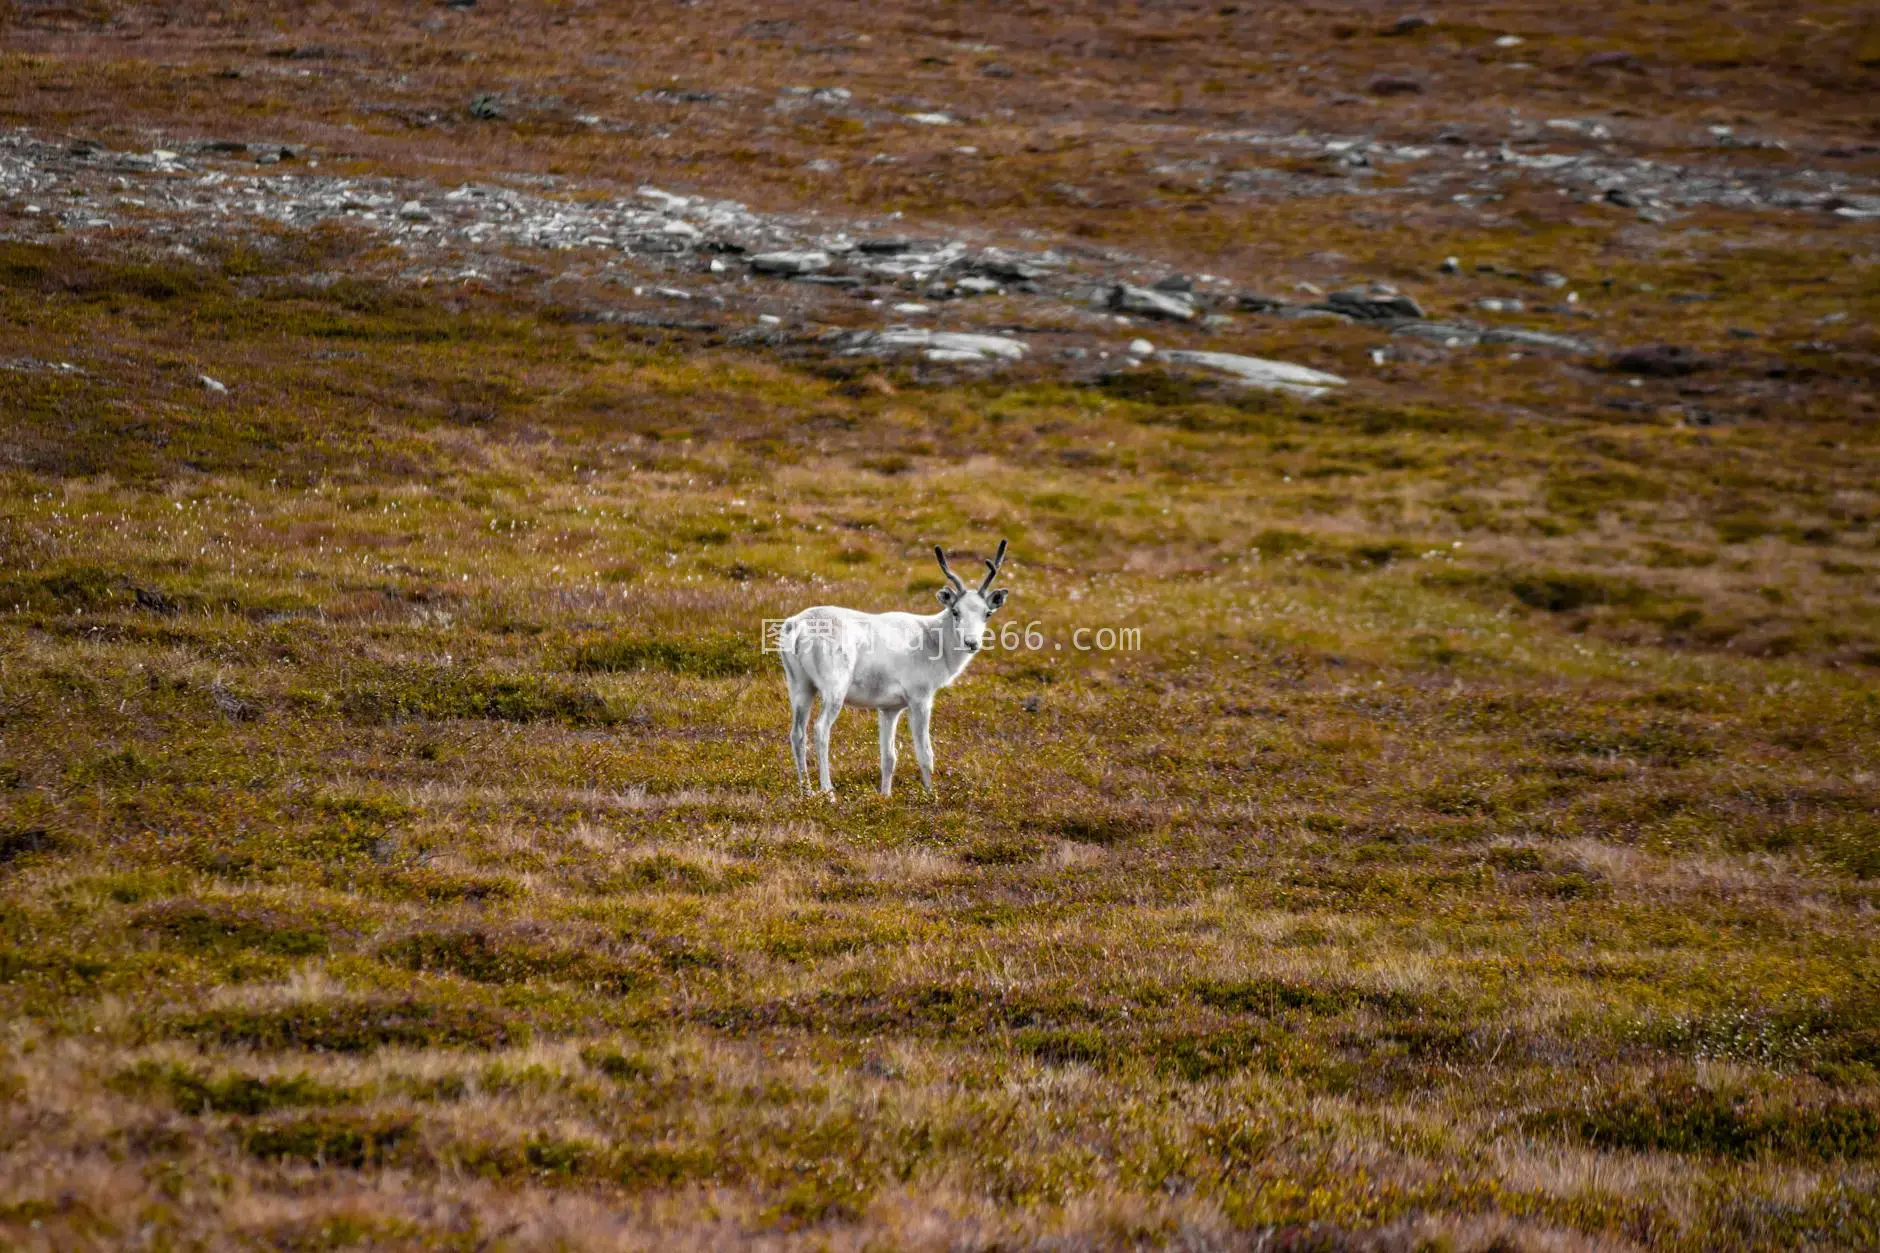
[[1161, 350, 1347, 399]]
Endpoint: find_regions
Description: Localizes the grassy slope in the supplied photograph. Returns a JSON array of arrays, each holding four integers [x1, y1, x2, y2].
[[2, 3, 1879, 1251]]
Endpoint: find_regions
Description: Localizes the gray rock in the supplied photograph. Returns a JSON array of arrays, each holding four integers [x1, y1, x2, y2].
[[955, 276, 1002, 295], [1323, 288, 1425, 320], [1236, 293, 1288, 312], [1482, 326, 1596, 353], [1161, 350, 1347, 399], [969, 256, 1049, 281], [1393, 321, 1484, 347], [749, 250, 831, 275], [1152, 273, 1194, 293], [1109, 283, 1196, 321], [1391, 320, 1594, 353], [1272, 306, 1356, 323], [865, 329, 1027, 362], [857, 237, 913, 255], [1612, 344, 1706, 376]]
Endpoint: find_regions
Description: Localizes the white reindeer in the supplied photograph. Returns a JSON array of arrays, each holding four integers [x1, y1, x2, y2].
[[778, 541, 1009, 797]]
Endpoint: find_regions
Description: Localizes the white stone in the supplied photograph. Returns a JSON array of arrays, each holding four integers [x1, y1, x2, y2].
[[1128, 339, 1155, 356], [1109, 283, 1195, 321], [871, 329, 1025, 361], [749, 250, 831, 274], [1160, 351, 1347, 399]]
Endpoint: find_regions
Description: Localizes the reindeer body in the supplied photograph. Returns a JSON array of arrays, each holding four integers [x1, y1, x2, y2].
[[779, 543, 1008, 796]]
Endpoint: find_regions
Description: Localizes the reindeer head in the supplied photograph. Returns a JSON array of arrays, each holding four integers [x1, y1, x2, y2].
[[933, 540, 1009, 653]]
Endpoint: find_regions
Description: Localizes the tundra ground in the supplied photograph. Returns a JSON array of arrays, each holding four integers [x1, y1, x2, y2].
[[1, 3, 1878, 1250]]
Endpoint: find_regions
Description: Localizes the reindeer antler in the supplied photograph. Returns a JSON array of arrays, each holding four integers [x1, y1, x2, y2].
[[978, 539, 1009, 593], [934, 544, 966, 594]]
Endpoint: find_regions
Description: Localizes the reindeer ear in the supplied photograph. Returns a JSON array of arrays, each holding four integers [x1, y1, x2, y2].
[[987, 589, 1008, 611], [936, 587, 957, 608]]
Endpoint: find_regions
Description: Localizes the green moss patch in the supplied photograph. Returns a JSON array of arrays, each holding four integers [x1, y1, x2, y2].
[[163, 998, 524, 1052]]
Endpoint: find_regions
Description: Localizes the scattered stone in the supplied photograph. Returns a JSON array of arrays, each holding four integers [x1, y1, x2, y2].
[[757, 314, 782, 326], [1582, 51, 1642, 71], [1273, 306, 1356, 323], [1161, 350, 1347, 399], [1534, 270, 1569, 288], [1381, 15, 1431, 36], [906, 112, 954, 126], [1494, 35, 1524, 47], [1603, 187, 1639, 208], [857, 237, 913, 255], [970, 256, 1051, 282], [749, 250, 831, 275], [792, 274, 865, 287], [468, 94, 505, 121], [1323, 288, 1424, 320], [892, 303, 930, 315], [199, 374, 228, 393], [1235, 293, 1288, 312], [1151, 273, 1194, 294], [1393, 321, 1482, 347], [1612, 344, 1707, 377], [210, 680, 260, 722], [1477, 297, 1524, 313], [811, 87, 852, 104], [1367, 74, 1423, 97], [955, 276, 1001, 295], [981, 63, 1015, 78], [863, 329, 1027, 363], [1108, 282, 1196, 321], [398, 200, 430, 221], [1128, 339, 1155, 356], [1482, 326, 1596, 353]]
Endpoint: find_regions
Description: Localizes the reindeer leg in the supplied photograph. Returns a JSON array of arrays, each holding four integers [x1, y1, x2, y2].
[[908, 697, 936, 796], [787, 673, 813, 795], [814, 693, 844, 796], [877, 708, 903, 797]]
